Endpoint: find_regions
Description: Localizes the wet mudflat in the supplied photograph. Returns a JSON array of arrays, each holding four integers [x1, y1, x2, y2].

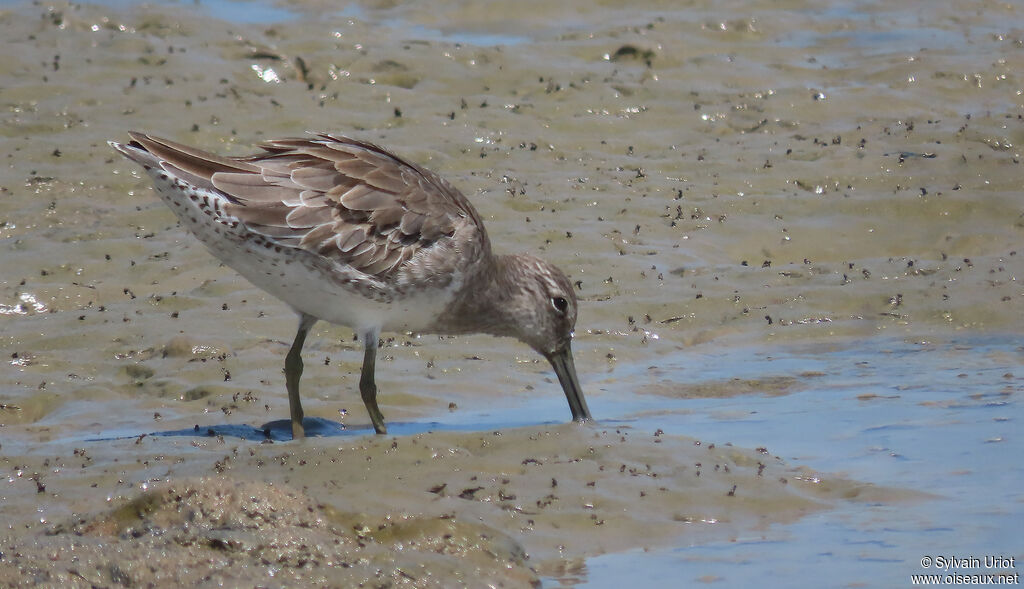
[[2, 424, 910, 587], [0, 0, 1021, 586]]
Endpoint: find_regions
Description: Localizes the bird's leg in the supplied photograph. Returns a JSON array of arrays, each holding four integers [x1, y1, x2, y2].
[[359, 328, 387, 434], [285, 314, 317, 440]]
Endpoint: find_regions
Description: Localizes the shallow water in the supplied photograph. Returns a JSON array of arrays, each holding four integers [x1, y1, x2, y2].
[[0, 0, 1021, 586], [589, 335, 1022, 586]]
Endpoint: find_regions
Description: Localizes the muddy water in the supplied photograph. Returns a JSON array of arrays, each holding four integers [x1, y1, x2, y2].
[[0, 0, 1021, 586]]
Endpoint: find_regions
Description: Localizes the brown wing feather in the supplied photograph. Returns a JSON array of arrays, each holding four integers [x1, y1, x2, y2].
[[125, 132, 490, 280]]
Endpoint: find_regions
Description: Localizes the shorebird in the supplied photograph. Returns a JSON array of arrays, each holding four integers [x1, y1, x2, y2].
[[110, 131, 591, 438]]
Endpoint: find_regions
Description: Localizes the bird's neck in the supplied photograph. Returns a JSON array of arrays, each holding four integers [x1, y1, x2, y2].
[[429, 254, 518, 337]]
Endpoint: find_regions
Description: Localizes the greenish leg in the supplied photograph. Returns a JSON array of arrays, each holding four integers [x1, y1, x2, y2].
[[360, 328, 387, 434], [285, 314, 317, 440]]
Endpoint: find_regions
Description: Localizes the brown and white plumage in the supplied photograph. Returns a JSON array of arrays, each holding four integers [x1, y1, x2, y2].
[[110, 131, 591, 438]]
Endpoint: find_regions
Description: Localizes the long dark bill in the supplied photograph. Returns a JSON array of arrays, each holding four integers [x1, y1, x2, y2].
[[546, 345, 592, 423]]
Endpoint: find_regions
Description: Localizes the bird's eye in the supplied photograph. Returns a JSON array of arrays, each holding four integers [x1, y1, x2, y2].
[[552, 296, 568, 313]]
